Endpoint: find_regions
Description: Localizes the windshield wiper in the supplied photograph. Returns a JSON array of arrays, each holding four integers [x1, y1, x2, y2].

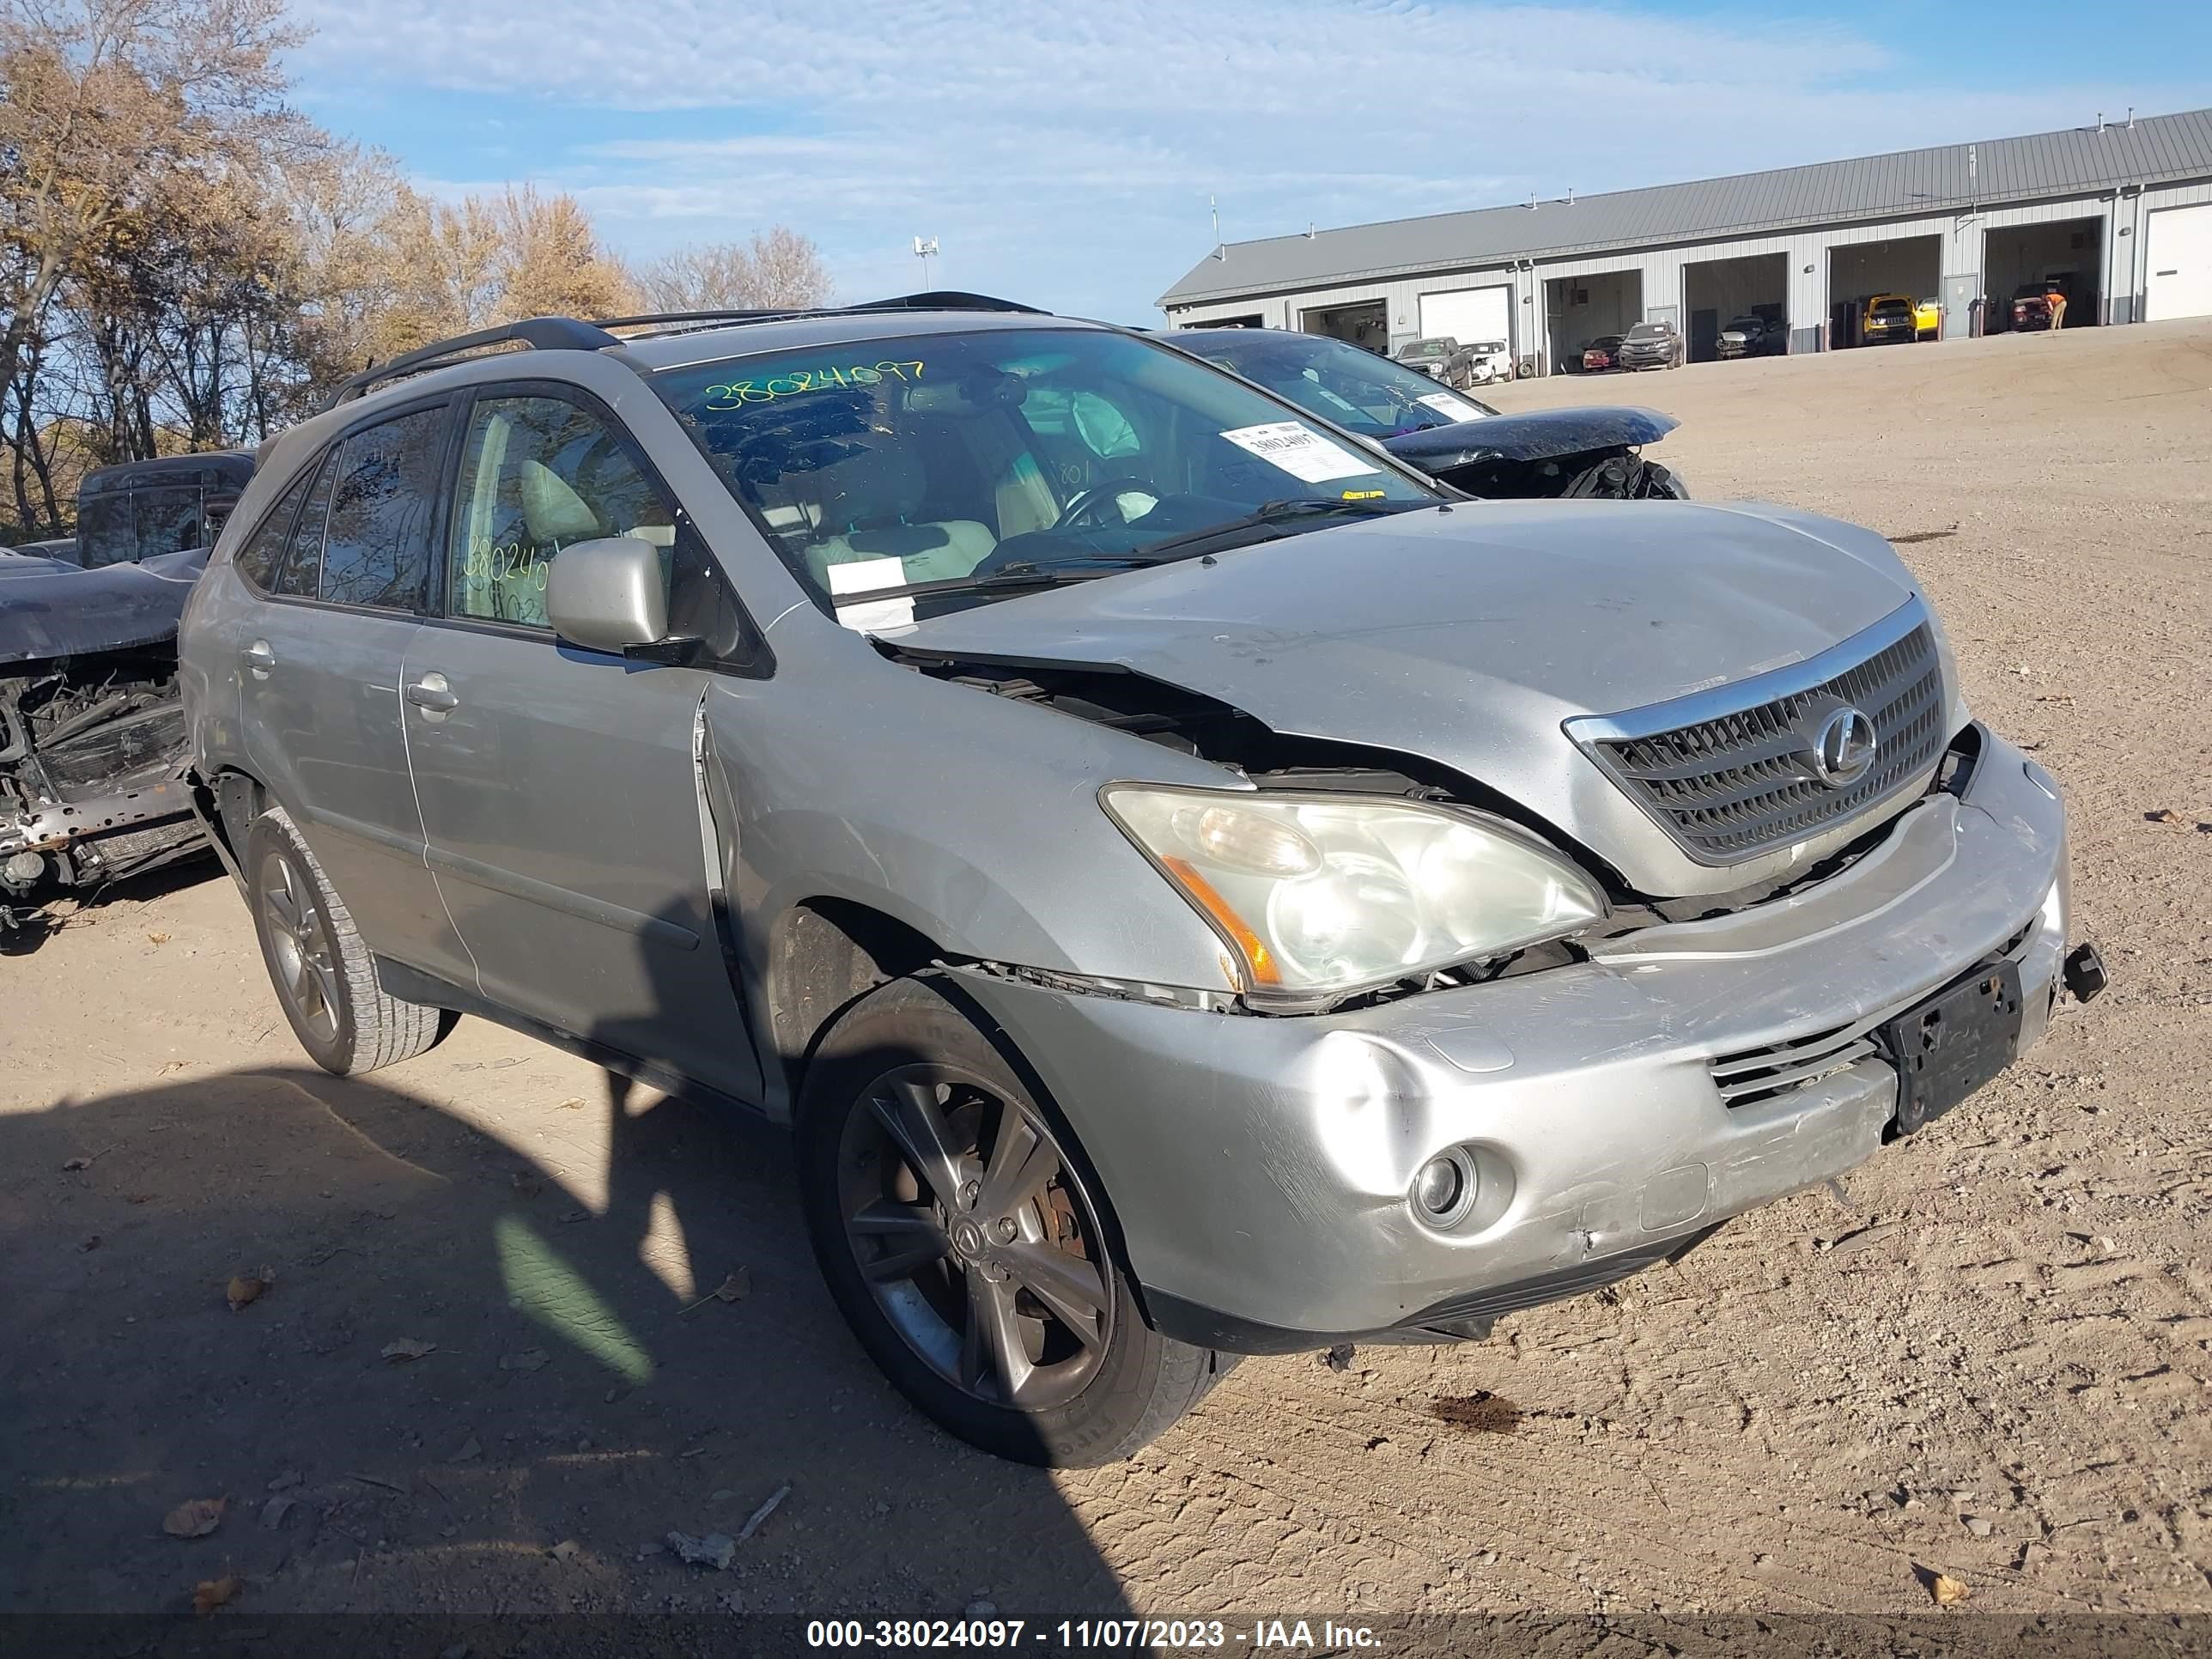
[[1126, 495, 1424, 562]]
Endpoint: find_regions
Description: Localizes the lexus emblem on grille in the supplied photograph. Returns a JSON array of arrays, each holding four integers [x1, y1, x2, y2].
[[1807, 705, 1879, 788]]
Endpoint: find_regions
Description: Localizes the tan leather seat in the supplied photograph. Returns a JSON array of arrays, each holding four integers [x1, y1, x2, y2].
[[802, 446, 994, 592]]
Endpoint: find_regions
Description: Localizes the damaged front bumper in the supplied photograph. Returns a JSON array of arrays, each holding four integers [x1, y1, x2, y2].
[[948, 728, 2075, 1352], [1, 661, 202, 931]]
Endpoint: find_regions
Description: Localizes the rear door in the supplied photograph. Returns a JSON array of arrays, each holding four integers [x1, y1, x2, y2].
[[234, 398, 468, 981], [402, 382, 765, 1103]]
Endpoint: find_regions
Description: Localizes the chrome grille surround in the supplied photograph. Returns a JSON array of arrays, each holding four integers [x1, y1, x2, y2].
[[1565, 599, 1947, 865]]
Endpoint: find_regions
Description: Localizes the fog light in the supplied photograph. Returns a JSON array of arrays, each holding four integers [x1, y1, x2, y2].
[[1411, 1147, 1478, 1228]]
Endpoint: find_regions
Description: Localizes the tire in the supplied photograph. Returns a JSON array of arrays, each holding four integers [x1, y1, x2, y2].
[[245, 805, 452, 1076], [796, 975, 1230, 1466]]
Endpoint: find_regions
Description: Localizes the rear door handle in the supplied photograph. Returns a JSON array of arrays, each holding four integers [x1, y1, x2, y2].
[[404, 672, 459, 714], [241, 640, 276, 678]]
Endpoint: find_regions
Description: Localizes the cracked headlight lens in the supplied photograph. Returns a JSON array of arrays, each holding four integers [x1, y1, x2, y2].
[[1103, 786, 1607, 1004]]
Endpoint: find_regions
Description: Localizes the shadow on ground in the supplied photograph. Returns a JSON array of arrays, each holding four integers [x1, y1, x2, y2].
[[0, 1057, 1133, 1626]]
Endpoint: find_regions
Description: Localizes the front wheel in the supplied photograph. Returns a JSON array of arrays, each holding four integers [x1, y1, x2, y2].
[[797, 976, 1229, 1466]]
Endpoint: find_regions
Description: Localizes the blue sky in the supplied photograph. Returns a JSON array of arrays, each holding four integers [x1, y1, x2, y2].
[[287, 0, 2211, 322]]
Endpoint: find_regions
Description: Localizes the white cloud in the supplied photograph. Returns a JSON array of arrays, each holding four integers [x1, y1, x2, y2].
[[287, 0, 2196, 316]]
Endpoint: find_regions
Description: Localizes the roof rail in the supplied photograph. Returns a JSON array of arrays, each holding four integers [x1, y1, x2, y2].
[[849, 290, 1045, 314], [597, 308, 821, 331], [325, 316, 620, 410]]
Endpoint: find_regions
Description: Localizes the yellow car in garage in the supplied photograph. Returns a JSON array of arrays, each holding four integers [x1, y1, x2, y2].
[[1915, 297, 1941, 339], [1859, 294, 1918, 345]]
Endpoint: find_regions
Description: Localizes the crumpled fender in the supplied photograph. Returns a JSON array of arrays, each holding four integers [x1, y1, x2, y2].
[[1382, 405, 1678, 468], [0, 546, 210, 665]]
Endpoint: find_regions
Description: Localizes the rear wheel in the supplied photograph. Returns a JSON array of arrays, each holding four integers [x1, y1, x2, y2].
[[246, 806, 451, 1075], [797, 975, 1228, 1466]]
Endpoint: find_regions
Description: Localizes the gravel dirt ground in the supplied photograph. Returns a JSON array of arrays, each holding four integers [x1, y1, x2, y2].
[[3, 319, 2209, 1641]]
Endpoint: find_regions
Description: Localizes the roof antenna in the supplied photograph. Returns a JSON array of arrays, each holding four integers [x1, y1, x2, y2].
[[1565, 186, 1575, 204], [1527, 191, 1538, 210], [1211, 194, 1224, 262], [1306, 222, 1316, 240], [2096, 110, 2105, 133], [2128, 106, 2136, 128]]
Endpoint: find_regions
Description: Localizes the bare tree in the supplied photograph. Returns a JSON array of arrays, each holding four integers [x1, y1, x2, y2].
[[0, 0, 302, 404], [631, 227, 832, 313]]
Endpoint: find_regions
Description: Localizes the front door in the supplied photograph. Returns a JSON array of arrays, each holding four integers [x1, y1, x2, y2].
[[402, 386, 763, 1104], [234, 400, 465, 980]]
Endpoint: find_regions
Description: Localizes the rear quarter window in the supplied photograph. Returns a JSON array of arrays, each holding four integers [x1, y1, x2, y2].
[[232, 467, 318, 591]]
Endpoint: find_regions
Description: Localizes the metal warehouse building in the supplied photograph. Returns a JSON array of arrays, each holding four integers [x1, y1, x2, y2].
[[1158, 107, 2212, 374]]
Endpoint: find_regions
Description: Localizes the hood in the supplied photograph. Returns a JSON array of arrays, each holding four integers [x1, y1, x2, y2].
[[0, 545, 210, 665], [897, 500, 1923, 895], [1384, 405, 1675, 466]]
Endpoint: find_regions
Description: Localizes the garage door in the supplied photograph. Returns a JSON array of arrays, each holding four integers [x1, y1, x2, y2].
[[1419, 285, 1511, 348], [2145, 204, 2212, 322]]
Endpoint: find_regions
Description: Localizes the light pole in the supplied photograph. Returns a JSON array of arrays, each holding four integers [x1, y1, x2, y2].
[[913, 236, 939, 289]]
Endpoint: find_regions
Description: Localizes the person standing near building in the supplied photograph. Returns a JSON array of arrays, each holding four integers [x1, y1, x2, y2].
[[2045, 283, 2068, 332]]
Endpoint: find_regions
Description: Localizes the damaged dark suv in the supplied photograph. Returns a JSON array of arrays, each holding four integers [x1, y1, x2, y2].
[[1, 453, 251, 934], [179, 295, 2095, 1466]]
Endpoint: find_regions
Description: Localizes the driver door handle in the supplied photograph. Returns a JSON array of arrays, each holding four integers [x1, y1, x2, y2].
[[404, 673, 459, 714], [241, 640, 276, 678]]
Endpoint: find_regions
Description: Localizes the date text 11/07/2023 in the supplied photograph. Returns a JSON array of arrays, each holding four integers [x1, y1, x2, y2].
[[804, 1618, 1382, 1650]]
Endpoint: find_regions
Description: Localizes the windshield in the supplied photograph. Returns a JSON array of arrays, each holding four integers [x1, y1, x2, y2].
[[1626, 323, 1668, 340], [1871, 300, 1911, 318], [1174, 329, 1496, 441], [1395, 339, 1450, 360], [654, 326, 1439, 618]]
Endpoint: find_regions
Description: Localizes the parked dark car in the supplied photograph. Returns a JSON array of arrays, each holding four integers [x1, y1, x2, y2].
[[2008, 283, 2074, 332], [1170, 326, 1686, 500], [1578, 334, 1626, 373], [72, 451, 253, 568], [1717, 315, 1784, 359], [1615, 320, 1684, 370], [1390, 335, 1476, 386]]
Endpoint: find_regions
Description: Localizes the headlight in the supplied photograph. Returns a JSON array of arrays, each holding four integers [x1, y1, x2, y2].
[[1102, 786, 1607, 1005]]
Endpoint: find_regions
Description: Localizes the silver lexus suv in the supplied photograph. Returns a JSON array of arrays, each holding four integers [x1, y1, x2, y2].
[[178, 293, 2100, 1466]]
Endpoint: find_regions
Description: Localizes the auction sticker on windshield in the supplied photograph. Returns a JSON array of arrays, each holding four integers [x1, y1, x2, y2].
[[1419, 392, 1488, 422], [828, 556, 915, 633], [1218, 422, 1381, 484]]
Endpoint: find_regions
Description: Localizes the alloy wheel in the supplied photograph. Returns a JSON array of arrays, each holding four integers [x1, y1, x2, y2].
[[259, 850, 342, 1042], [836, 1066, 1114, 1412]]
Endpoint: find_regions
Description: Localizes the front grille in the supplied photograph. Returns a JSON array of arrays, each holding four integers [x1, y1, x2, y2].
[[1709, 919, 2039, 1109], [1710, 1018, 1881, 1109], [1577, 610, 1946, 862]]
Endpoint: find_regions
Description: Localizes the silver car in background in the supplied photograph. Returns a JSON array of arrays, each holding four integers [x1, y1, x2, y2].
[[178, 294, 2100, 1466]]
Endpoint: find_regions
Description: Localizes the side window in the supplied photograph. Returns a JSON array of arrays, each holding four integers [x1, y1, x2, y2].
[[319, 406, 447, 611], [232, 468, 316, 591], [270, 453, 337, 599], [74, 491, 132, 568], [131, 486, 206, 561], [447, 394, 672, 628]]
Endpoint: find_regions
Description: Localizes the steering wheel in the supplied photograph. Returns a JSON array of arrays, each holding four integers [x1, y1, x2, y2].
[[1054, 471, 1161, 532]]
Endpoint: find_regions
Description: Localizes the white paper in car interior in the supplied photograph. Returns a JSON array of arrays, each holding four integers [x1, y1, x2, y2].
[[1418, 392, 1488, 423], [1217, 422, 1380, 484], [829, 556, 915, 633]]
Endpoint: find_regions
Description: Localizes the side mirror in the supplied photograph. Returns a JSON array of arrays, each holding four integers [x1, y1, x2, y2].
[[545, 537, 670, 655]]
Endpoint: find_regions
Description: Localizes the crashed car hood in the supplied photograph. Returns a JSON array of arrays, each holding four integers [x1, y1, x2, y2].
[[0, 546, 209, 665], [898, 501, 1920, 890], [1383, 405, 1676, 466]]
